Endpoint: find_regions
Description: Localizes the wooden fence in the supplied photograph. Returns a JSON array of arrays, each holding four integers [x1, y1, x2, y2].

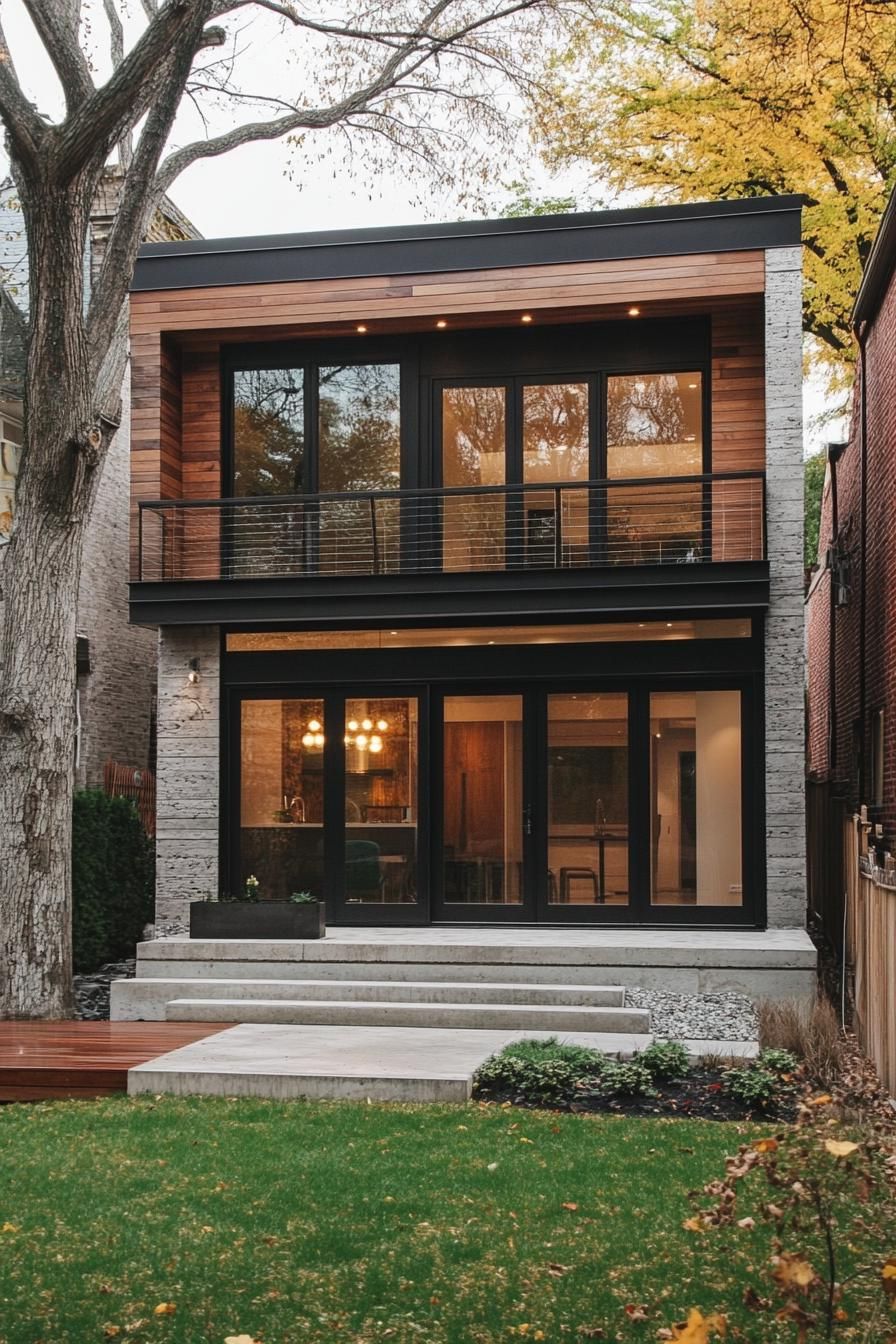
[[102, 760, 156, 837], [845, 813, 896, 1096]]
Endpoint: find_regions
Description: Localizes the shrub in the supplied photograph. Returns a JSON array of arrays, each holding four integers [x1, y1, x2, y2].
[[756, 1047, 799, 1075], [72, 790, 154, 972], [594, 1059, 656, 1099], [722, 1062, 796, 1111], [637, 1040, 690, 1081], [757, 995, 846, 1088], [475, 1038, 607, 1104]]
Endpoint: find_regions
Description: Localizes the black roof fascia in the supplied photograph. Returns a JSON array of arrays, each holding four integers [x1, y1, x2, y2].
[[131, 196, 803, 293], [852, 187, 896, 330]]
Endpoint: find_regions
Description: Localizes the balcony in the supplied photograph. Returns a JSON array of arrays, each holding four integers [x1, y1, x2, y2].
[[131, 472, 769, 626]]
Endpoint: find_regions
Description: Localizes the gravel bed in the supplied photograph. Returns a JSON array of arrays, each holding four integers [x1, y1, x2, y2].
[[624, 988, 757, 1043]]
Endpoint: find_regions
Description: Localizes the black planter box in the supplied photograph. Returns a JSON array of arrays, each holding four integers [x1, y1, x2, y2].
[[190, 901, 326, 940]]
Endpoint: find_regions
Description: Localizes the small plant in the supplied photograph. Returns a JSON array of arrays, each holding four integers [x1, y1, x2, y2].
[[475, 1038, 607, 1104], [757, 1047, 799, 1075], [244, 874, 260, 902], [289, 890, 317, 904], [637, 1040, 690, 1081], [722, 1063, 785, 1111], [594, 1059, 656, 1099]]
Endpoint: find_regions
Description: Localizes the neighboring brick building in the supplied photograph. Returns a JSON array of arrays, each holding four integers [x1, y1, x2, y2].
[[806, 186, 896, 845], [0, 170, 200, 789]]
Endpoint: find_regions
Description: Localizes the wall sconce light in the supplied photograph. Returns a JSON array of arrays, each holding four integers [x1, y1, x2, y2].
[[188, 657, 201, 685]]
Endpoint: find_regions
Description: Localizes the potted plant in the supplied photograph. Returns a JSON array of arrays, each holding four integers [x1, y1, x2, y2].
[[189, 878, 326, 939]]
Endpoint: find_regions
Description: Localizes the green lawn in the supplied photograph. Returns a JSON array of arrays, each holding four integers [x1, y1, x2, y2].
[[0, 1097, 882, 1342]]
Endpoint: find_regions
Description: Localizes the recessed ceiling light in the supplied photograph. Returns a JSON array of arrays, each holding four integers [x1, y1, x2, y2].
[[356, 324, 367, 333], [628, 306, 640, 317], [521, 314, 533, 323], [436, 320, 447, 329]]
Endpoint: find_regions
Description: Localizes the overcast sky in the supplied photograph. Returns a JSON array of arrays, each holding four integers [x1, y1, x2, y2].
[[2, 0, 844, 452]]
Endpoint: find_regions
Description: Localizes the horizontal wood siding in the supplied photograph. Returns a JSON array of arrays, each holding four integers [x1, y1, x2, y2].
[[131, 250, 765, 335], [711, 299, 766, 558], [130, 251, 768, 574]]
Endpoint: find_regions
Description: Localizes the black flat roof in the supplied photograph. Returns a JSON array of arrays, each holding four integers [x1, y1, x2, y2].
[[131, 194, 803, 293]]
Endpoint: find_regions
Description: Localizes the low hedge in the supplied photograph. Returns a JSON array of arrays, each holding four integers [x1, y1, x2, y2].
[[72, 790, 154, 972]]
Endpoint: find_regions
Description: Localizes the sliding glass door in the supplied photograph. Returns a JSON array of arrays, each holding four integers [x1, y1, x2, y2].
[[232, 678, 751, 924]]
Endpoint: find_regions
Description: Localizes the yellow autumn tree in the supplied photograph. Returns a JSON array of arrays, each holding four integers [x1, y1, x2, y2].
[[536, 0, 896, 384]]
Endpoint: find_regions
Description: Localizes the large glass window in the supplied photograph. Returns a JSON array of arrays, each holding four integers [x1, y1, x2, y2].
[[607, 372, 703, 564], [233, 368, 305, 496], [239, 698, 325, 902], [523, 382, 590, 567], [442, 694, 523, 904], [442, 386, 507, 571], [650, 689, 742, 906], [343, 696, 418, 904], [547, 693, 628, 906]]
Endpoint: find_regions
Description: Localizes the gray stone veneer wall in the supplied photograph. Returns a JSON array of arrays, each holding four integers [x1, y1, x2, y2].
[[763, 245, 806, 928], [155, 626, 220, 925]]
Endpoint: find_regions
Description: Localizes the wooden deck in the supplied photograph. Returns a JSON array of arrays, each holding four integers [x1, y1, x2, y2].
[[0, 1021, 226, 1102]]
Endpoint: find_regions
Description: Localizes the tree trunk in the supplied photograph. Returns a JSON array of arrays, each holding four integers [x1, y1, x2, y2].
[[0, 168, 109, 1019]]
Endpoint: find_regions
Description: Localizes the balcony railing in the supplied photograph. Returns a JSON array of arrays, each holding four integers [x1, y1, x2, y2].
[[135, 471, 766, 583]]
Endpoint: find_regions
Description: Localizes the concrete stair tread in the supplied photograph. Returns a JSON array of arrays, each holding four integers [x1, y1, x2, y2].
[[163, 997, 650, 1031], [120, 976, 626, 999]]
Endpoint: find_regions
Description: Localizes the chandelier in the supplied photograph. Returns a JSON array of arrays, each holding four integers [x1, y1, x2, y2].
[[345, 716, 389, 754], [300, 715, 390, 753]]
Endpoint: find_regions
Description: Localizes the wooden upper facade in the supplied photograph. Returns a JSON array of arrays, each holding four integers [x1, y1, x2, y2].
[[128, 197, 801, 626]]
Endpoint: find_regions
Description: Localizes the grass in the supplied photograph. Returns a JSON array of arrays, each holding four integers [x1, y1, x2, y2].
[[0, 1096, 884, 1343]]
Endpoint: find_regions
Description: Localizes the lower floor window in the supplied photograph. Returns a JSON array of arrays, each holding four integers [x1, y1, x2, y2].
[[233, 682, 747, 919]]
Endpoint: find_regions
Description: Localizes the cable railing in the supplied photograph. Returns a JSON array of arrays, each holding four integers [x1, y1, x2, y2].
[[135, 471, 766, 583]]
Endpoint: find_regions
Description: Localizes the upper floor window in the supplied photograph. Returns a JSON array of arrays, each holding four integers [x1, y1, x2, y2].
[[233, 367, 304, 496], [231, 361, 400, 497], [606, 372, 703, 479]]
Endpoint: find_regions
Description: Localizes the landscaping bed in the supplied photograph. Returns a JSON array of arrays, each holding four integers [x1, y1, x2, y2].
[[473, 1039, 802, 1123]]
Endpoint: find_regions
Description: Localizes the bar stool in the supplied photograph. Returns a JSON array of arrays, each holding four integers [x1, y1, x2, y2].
[[559, 867, 600, 904]]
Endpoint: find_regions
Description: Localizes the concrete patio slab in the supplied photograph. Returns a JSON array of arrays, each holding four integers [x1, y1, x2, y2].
[[127, 1023, 651, 1104]]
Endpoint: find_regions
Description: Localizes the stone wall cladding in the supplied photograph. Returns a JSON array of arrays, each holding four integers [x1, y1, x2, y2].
[[764, 246, 807, 928], [806, 259, 896, 844], [155, 626, 220, 924]]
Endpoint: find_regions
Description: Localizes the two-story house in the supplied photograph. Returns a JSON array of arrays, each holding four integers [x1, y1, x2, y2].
[[120, 197, 815, 1013]]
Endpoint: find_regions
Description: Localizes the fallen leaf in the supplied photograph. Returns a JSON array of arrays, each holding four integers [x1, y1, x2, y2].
[[775, 1302, 815, 1344], [753, 1138, 778, 1153], [882, 1258, 896, 1298], [624, 1304, 649, 1321], [575, 1329, 605, 1339], [224, 1337, 260, 1344], [682, 1217, 707, 1233], [547, 1263, 570, 1278], [824, 1139, 859, 1158], [669, 1308, 727, 1341], [1, 1223, 18, 1233], [487, 1162, 498, 1172], [742, 1287, 771, 1311], [103, 1329, 121, 1339], [736, 1217, 756, 1230], [809, 1094, 833, 1105], [561, 1202, 578, 1212], [153, 1303, 177, 1316], [771, 1253, 817, 1291]]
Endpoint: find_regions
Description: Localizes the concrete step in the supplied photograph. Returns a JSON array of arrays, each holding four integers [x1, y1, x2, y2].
[[112, 977, 627, 1021], [164, 998, 651, 1032], [128, 1023, 655, 1103]]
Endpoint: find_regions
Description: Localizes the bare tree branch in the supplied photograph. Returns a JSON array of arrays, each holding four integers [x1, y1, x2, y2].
[[87, 40, 208, 375], [0, 20, 48, 167], [22, 0, 93, 107], [157, 0, 545, 190], [53, 0, 217, 181]]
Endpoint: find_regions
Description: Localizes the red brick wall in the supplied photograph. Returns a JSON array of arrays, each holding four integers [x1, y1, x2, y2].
[[806, 266, 896, 844]]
